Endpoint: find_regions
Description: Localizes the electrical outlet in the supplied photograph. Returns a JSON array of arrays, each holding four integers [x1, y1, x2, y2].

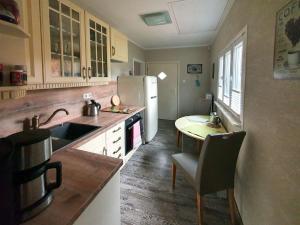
[[83, 92, 93, 100]]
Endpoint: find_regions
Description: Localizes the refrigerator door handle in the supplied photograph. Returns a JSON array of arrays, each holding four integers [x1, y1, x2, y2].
[[150, 96, 157, 99]]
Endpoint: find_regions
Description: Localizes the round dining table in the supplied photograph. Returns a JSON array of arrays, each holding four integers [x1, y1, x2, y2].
[[175, 115, 227, 148]]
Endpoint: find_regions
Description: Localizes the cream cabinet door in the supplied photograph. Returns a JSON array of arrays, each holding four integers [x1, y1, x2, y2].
[[110, 27, 128, 63], [85, 12, 111, 82], [77, 132, 107, 156], [73, 172, 121, 225], [25, 0, 44, 84], [40, 0, 87, 84]]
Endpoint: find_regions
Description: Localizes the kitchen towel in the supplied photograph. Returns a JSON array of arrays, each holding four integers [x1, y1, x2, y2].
[[133, 121, 142, 148]]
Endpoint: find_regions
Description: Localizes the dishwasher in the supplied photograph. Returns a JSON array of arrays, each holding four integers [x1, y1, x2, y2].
[[125, 113, 143, 155]]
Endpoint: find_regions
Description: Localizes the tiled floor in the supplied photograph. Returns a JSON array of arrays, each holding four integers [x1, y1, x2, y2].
[[120, 120, 233, 225]]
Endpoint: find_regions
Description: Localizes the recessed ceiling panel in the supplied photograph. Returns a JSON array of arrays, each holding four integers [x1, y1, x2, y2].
[[72, 0, 234, 48], [170, 0, 229, 34]]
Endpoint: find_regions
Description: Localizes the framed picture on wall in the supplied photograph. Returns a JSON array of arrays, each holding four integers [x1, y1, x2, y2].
[[187, 64, 202, 74], [274, 0, 300, 79]]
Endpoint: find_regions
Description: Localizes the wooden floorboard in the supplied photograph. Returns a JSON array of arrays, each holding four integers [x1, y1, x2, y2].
[[120, 120, 232, 225]]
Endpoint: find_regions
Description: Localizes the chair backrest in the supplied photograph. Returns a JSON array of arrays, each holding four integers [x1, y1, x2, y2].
[[195, 131, 246, 195]]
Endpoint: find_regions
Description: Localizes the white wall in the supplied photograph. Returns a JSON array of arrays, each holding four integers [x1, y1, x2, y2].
[[111, 41, 145, 80], [145, 47, 211, 117], [210, 0, 300, 224]]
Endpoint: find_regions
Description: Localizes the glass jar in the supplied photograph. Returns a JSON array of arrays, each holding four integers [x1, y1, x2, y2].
[[0, 64, 3, 86], [13, 65, 27, 85], [10, 70, 23, 86]]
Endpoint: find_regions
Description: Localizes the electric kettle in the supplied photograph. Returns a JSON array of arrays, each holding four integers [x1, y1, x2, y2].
[[87, 100, 101, 116]]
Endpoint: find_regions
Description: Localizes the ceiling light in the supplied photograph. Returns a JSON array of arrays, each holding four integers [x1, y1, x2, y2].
[[158, 72, 167, 80], [140, 11, 172, 26]]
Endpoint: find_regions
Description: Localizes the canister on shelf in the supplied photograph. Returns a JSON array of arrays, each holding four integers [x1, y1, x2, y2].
[[10, 70, 24, 86], [0, 64, 3, 86], [13, 65, 27, 85]]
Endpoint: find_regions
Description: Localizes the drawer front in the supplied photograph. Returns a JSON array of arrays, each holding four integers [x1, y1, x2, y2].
[[106, 122, 125, 138], [106, 122, 125, 159], [106, 135, 125, 159], [108, 144, 124, 159], [77, 133, 107, 155]]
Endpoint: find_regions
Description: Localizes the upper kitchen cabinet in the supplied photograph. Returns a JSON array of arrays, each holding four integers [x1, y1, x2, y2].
[[85, 13, 111, 82], [40, 0, 87, 84], [110, 27, 128, 63], [26, 0, 44, 84], [0, 0, 43, 85]]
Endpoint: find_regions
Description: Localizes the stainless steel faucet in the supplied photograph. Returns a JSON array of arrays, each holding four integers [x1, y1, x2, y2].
[[32, 108, 69, 129]]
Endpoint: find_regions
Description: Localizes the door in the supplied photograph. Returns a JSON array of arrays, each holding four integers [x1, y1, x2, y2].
[[147, 62, 178, 120], [133, 59, 145, 75], [41, 0, 86, 84], [85, 12, 111, 82]]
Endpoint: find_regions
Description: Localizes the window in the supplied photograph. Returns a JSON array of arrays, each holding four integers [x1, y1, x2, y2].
[[217, 31, 246, 118], [218, 57, 223, 100]]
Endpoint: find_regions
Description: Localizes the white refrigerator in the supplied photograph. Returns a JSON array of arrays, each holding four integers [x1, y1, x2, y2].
[[117, 76, 158, 142]]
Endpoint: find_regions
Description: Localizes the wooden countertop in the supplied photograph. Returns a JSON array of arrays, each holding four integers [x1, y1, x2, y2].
[[63, 106, 145, 148], [23, 106, 145, 225], [23, 149, 123, 225]]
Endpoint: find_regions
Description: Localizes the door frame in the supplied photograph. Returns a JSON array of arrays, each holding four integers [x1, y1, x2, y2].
[[133, 58, 146, 75], [146, 61, 180, 120]]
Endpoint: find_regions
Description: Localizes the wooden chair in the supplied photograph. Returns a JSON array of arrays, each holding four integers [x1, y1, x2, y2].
[[176, 130, 182, 147], [171, 131, 246, 225]]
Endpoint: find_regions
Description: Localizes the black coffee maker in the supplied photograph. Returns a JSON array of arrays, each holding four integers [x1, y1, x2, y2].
[[0, 138, 15, 225], [2, 129, 62, 224]]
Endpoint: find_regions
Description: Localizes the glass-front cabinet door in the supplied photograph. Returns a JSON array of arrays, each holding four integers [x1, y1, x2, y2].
[[85, 13, 111, 82], [41, 0, 86, 83]]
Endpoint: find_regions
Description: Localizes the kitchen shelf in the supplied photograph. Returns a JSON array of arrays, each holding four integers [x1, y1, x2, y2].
[[50, 25, 78, 37], [0, 20, 30, 38], [0, 86, 27, 101], [91, 60, 107, 63], [90, 40, 104, 46], [0, 81, 110, 101], [51, 52, 80, 59]]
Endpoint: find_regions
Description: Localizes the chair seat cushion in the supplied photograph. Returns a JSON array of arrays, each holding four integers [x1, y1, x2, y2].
[[172, 153, 198, 186]]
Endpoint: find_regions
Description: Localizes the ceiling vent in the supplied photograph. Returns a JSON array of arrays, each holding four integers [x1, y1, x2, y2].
[[140, 11, 172, 26]]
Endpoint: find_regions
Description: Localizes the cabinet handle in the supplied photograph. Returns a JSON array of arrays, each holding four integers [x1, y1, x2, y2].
[[88, 67, 92, 79], [112, 46, 115, 56], [102, 147, 107, 155], [82, 67, 86, 79], [113, 127, 121, 133], [117, 153, 122, 159], [113, 137, 121, 144], [113, 146, 121, 154]]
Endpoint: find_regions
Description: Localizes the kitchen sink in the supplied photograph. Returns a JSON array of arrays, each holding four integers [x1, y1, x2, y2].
[[50, 122, 100, 151]]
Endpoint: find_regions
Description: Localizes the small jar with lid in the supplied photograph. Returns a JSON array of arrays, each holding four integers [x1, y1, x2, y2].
[[0, 64, 3, 86], [10, 70, 24, 86], [10, 65, 27, 86]]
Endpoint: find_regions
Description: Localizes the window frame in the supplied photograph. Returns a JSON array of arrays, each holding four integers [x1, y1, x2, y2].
[[217, 27, 247, 125]]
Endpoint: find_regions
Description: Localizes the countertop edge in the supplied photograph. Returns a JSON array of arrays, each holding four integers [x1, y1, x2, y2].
[[65, 148, 123, 225]]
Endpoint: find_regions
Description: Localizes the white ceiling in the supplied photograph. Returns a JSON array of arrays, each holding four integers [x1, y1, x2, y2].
[[73, 0, 235, 49]]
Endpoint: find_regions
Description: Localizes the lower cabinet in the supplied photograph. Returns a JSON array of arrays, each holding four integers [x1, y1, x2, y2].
[[77, 132, 106, 155], [77, 121, 125, 159], [106, 122, 125, 159], [73, 171, 120, 225]]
